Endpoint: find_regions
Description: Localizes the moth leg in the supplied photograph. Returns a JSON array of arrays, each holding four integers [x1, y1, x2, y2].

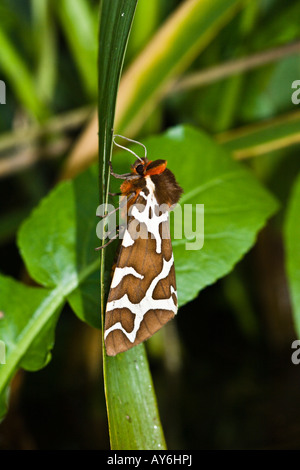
[[95, 234, 119, 251], [109, 161, 140, 181], [108, 191, 121, 196], [95, 223, 120, 251], [104, 225, 119, 239], [97, 205, 120, 219]]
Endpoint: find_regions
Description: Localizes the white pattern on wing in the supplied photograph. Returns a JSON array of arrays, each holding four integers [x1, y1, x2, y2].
[[111, 266, 144, 289], [122, 229, 134, 247], [104, 254, 177, 343], [129, 177, 169, 254]]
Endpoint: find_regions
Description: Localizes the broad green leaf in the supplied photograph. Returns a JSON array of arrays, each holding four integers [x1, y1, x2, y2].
[[18, 166, 99, 289], [112, 125, 279, 307], [0, 167, 101, 419], [0, 275, 60, 419], [284, 173, 300, 337], [67, 270, 100, 329]]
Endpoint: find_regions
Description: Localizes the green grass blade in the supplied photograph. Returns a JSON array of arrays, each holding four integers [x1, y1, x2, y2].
[[97, 0, 167, 450], [31, 0, 57, 103], [54, 0, 97, 98], [63, 0, 244, 177], [217, 110, 300, 159], [105, 346, 167, 450], [127, 0, 161, 59], [116, 0, 243, 136], [98, 0, 137, 194]]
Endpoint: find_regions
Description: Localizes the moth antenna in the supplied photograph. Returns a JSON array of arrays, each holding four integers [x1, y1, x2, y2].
[[113, 134, 147, 162]]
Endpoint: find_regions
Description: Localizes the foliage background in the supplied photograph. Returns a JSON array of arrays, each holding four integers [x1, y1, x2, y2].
[[0, 0, 300, 449]]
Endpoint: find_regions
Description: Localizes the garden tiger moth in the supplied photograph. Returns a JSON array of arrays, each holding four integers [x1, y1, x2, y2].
[[102, 135, 183, 356]]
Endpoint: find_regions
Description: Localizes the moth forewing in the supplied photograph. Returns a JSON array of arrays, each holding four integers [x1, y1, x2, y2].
[[104, 155, 182, 357]]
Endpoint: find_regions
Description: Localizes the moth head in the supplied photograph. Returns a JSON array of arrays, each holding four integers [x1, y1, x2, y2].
[[131, 158, 168, 177], [131, 157, 149, 176]]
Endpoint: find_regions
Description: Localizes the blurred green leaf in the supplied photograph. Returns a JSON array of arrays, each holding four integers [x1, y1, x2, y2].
[[116, 0, 243, 136], [32, 0, 57, 103], [0, 26, 47, 120], [284, 173, 300, 337], [18, 167, 99, 289], [217, 110, 300, 159], [125, 0, 163, 136], [0, 275, 59, 419], [127, 0, 161, 60], [53, 0, 97, 98], [62, 0, 245, 178], [239, 56, 300, 122], [0, 166, 100, 418], [67, 270, 100, 329], [253, 2, 300, 49]]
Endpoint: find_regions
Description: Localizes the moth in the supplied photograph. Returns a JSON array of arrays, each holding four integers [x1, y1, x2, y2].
[[102, 135, 183, 356]]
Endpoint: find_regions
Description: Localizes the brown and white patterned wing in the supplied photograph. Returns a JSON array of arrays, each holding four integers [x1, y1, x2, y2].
[[104, 188, 178, 356]]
